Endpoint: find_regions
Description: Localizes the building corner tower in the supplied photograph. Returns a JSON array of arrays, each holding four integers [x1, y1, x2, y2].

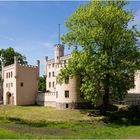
[[54, 44, 64, 64]]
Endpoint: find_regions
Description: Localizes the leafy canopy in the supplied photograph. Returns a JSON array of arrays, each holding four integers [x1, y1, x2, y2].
[[57, 0, 140, 105], [0, 47, 27, 71]]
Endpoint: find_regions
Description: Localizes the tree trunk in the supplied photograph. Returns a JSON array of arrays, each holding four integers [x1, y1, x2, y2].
[[102, 74, 110, 114], [103, 85, 109, 109]]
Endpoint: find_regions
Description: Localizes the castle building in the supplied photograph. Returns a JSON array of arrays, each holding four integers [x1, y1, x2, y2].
[[0, 65, 3, 103], [128, 70, 140, 94], [37, 44, 89, 109], [2, 57, 39, 105], [1, 45, 140, 107], [0, 81, 3, 103]]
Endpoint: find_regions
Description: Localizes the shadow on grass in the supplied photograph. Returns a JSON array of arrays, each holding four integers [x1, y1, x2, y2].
[[0, 116, 93, 130], [0, 117, 62, 127], [8, 118, 63, 127], [105, 105, 140, 125], [2, 105, 140, 127], [80, 105, 140, 126]]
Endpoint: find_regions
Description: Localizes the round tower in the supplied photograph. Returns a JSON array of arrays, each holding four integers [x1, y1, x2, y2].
[[55, 74, 87, 109], [54, 44, 64, 63]]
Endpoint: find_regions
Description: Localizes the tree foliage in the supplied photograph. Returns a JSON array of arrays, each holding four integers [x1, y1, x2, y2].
[[0, 47, 27, 70], [57, 0, 140, 108], [0, 47, 27, 81], [38, 76, 46, 92]]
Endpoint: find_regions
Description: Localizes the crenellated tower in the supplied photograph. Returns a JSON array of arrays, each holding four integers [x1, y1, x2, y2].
[[54, 44, 64, 64]]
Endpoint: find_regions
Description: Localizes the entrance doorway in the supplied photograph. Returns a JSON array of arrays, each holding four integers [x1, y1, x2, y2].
[[6, 92, 13, 105], [66, 104, 69, 108]]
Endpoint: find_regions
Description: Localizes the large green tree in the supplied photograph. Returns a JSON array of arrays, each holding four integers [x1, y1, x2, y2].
[[0, 47, 27, 80], [57, 1, 140, 110]]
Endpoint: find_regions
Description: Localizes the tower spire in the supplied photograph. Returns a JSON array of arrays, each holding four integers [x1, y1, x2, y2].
[[58, 24, 60, 44]]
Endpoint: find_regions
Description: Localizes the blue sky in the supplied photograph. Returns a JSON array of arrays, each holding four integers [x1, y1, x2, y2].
[[0, 1, 140, 75]]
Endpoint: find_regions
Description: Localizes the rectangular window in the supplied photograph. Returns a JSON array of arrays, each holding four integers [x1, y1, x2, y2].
[[20, 82, 23, 87], [65, 77, 69, 84], [9, 72, 10, 78], [65, 90, 69, 98], [6, 73, 8, 78], [64, 60, 66, 64], [11, 83, 13, 87], [49, 82, 51, 88], [56, 79, 58, 85], [52, 82, 54, 87], [6, 83, 8, 88], [52, 63, 54, 67], [52, 72, 55, 77], [49, 72, 51, 78], [49, 64, 51, 68], [11, 72, 13, 78], [56, 91, 58, 98]]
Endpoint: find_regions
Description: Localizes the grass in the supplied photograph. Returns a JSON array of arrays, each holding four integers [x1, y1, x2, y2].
[[0, 105, 140, 139], [0, 105, 100, 121], [0, 128, 36, 139]]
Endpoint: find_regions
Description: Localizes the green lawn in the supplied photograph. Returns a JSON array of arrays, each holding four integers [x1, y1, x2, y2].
[[0, 105, 102, 121], [0, 105, 140, 139]]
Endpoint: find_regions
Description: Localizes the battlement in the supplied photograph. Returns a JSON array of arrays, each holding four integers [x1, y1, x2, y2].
[[46, 54, 71, 64], [54, 44, 64, 48], [18, 63, 38, 69], [3, 63, 39, 70]]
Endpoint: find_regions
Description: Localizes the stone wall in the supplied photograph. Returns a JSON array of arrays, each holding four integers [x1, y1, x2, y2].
[[36, 93, 57, 107], [56, 102, 92, 109], [123, 93, 140, 106], [36, 92, 92, 109]]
